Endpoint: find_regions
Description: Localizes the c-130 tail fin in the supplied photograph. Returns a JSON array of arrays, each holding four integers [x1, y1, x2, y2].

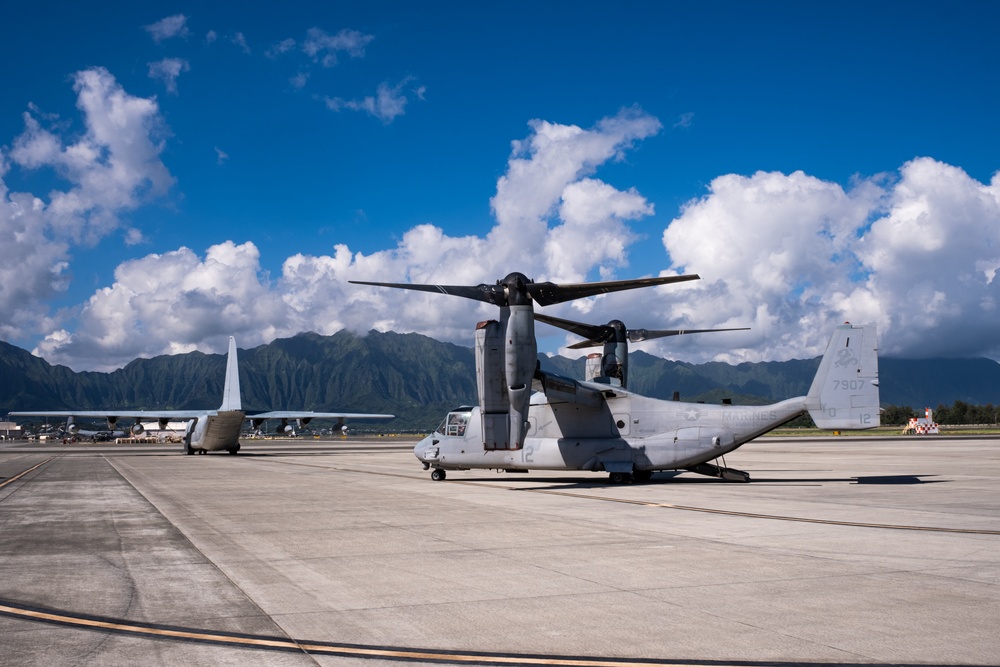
[[218, 336, 242, 412]]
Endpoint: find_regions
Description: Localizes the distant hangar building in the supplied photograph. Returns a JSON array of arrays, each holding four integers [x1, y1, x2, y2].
[[1, 421, 23, 439]]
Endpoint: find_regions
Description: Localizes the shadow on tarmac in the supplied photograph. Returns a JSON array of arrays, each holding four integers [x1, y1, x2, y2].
[[449, 472, 947, 489]]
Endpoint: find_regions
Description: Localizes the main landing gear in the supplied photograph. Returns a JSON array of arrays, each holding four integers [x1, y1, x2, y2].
[[430, 468, 447, 481], [184, 444, 240, 455], [608, 470, 653, 484]]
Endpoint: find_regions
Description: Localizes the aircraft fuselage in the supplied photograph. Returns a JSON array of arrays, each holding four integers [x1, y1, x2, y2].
[[185, 410, 245, 454], [415, 387, 808, 476]]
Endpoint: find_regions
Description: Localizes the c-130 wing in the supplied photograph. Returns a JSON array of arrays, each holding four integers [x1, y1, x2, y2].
[[248, 410, 393, 421]]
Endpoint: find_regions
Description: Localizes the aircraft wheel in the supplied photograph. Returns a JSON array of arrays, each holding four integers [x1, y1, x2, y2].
[[227, 447, 239, 455], [633, 470, 652, 483], [431, 468, 446, 481], [609, 472, 631, 484]]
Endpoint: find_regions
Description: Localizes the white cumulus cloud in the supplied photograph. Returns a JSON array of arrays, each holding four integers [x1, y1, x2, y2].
[[14, 97, 1000, 371], [147, 58, 190, 94], [323, 78, 424, 124], [0, 67, 173, 343], [650, 168, 884, 361], [857, 158, 1000, 358], [303, 27, 374, 67], [34, 109, 667, 369], [613, 159, 1000, 364], [34, 242, 288, 370], [144, 14, 190, 43], [231, 32, 250, 54]]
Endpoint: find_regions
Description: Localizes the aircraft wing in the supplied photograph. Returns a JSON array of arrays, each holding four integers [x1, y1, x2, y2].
[[247, 411, 394, 422], [9, 410, 207, 421], [532, 370, 608, 409]]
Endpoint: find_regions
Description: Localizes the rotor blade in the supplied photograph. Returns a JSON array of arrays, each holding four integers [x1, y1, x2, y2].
[[534, 313, 611, 343], [566, 339, 605, 350], [628, 327, 750, 342], [526, 274, 699, 307], [348, 280, 504, 305]]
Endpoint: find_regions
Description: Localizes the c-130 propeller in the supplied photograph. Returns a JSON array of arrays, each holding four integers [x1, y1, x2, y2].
[[350, 271, 699, 449]]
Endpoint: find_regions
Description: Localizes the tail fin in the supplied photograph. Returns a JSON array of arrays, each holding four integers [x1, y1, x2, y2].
[[219, 336, 242, 411], [805, 323, 880, 430]]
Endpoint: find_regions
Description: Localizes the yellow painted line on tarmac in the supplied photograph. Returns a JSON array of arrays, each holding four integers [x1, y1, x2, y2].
[[0, 457, 53, 490], [0, 601, 302, 650], [1, 597, 985, 666], [0, 599, 737, 666]]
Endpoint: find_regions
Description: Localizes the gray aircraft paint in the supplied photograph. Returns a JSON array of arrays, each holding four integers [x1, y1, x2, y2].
[[415, 323, 879, 480]]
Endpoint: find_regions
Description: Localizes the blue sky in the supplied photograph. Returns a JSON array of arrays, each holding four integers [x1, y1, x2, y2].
[[2, 1, 999, 371]]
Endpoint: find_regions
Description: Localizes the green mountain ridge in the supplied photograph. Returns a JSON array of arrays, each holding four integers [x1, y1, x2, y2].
[[3, 331, 999, 431]]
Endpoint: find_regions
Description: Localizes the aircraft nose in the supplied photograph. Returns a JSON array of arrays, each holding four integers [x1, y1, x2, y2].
[[414, 434, 437, 461]]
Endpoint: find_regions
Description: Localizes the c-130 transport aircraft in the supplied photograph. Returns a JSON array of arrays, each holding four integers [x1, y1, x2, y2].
[[352, 271, 879, 483], [10, 337, 394, 455]]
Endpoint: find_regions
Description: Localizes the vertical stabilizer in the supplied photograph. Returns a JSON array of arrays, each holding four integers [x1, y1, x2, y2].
[[219, 336, 242, 411], [805, 323, 879, 429]]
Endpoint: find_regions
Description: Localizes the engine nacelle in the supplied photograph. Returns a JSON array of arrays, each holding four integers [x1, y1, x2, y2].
[[276, 420, 294, 434], [585, 353, 602, 383], [66, 419, 80, 436], [130, 423, 145, 436], [476, 319, 510, 450]]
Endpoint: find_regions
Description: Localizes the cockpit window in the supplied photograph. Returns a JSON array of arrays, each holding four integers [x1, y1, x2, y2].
[[444, 411, 471, 437]]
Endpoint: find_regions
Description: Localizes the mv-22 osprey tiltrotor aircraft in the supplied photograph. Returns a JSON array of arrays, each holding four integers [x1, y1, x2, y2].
[[352, 272, 880, 483]]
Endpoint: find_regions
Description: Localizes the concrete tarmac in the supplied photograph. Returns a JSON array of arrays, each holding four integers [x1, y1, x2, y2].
[[1, 436, 998, 666]]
